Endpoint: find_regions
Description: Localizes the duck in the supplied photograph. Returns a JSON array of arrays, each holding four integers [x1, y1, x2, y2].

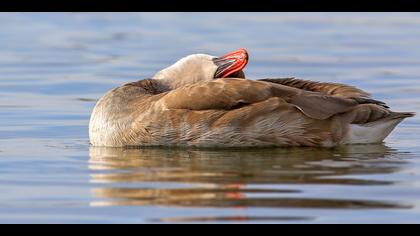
[[89, 49, 415, 148]]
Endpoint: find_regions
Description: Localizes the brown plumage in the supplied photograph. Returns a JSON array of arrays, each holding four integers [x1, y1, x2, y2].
[[259, 77, 389, 108], [89, 51, 415, 148], [259, 77, 370, 97]]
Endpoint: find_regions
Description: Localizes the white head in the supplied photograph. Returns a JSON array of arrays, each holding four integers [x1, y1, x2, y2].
[[152, 49, 248, 89]]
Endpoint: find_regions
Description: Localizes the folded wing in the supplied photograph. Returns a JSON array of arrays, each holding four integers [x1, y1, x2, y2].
[[259, 77, 389, 108], [159, 78, 386, 120]]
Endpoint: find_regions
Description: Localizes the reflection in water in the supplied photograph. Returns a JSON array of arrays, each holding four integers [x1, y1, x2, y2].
[[89, 145, 411, 222], [151, 216, 314, 223]]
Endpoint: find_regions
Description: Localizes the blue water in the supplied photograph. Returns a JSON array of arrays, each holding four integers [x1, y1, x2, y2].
[[1, 13, 420, 223]]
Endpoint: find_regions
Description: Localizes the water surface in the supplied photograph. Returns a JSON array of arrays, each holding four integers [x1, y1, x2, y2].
[[1, 13, 420, 223]]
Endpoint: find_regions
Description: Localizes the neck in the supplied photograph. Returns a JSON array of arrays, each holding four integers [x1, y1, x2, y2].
[[149, 78, 171, 92], [152, 69, 194, 91], [151, 55, 216, 90], [152, 76, 177, 91]]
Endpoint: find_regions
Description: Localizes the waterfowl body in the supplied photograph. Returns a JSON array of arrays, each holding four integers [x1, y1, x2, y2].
[[89, 49, 415, 148]]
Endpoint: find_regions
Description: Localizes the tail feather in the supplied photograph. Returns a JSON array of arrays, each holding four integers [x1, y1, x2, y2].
[[343, 111, 415, 145], [388, 112, 416, 120]]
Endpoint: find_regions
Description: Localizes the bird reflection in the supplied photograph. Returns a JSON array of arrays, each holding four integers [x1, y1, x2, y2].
[[88, 145, 411, 221]]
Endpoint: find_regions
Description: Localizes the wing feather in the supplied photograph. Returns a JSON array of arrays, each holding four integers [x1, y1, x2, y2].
[[159, 78, 385, 120]]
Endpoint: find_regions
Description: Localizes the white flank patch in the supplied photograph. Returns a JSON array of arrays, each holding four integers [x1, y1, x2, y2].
[[343, 118, 404, 144]]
